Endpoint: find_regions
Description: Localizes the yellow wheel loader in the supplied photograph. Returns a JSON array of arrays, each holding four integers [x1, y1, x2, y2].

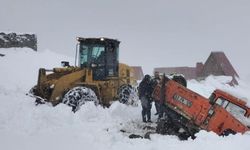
[[30, 37, 138, 112]]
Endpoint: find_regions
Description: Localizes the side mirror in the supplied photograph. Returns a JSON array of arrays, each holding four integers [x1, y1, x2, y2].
[[61, 61, 70, 67]]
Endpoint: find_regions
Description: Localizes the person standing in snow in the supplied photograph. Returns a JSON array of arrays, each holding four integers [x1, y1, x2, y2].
[[138, 74, 153, 123]]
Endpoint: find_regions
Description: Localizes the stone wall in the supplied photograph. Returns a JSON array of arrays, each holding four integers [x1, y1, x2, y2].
[[0, 32, 37, 51]]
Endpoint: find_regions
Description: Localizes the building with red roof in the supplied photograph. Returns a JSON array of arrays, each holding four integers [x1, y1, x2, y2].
[[154, 51, 239, 85]]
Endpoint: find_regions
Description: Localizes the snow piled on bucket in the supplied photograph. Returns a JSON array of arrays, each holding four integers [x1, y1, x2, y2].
[[0, 48, 250, 150]]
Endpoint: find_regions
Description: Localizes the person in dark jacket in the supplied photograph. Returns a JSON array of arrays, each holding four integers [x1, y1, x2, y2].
[[138, 74, 153, 123]]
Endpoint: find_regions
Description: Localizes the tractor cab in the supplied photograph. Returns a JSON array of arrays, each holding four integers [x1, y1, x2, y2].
[[77, 37, 119, 80], [209, 89, 250, 127]]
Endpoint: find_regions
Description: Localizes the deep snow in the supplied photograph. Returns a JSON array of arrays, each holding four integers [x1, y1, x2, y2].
[[0, 48, 250, 150]]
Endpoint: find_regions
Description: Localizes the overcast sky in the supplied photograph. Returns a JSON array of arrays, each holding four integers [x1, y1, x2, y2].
[[1, 0, 250, 80]]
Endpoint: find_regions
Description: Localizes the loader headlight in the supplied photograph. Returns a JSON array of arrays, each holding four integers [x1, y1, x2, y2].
[[76, 37, 83, 42], [100, 38, 104, 41]]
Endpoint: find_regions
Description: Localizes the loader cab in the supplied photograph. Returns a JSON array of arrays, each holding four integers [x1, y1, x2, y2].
[[77, 37, 119, 80]]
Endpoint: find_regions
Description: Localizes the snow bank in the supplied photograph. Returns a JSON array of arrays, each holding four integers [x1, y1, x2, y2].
[[0, 48, 250, 150], [0, 48, 74, 92]]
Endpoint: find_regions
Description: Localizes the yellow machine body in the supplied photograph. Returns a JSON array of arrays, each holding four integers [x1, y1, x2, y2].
[[33, 38, 137, 106]]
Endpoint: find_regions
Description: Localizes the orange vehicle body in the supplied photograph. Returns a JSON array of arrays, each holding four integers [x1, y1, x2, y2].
[[153, 80, 250, 136]]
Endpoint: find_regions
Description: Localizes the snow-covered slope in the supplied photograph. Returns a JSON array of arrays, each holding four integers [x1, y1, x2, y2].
[[0, 48, 250, 150], [0, 48, 74, 92]]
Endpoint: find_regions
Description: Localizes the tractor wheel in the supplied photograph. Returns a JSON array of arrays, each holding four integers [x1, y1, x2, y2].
[[62, 86, 98, 112], [118, 84, 138, 106], [172, 75, 187, 87]]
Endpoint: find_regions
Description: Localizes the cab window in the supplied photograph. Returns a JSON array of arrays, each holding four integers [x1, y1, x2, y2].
[[215, 97, 229, 108], [92, 46, 105, 60], [79, 45, 88, 67], [227, 102, 250, 126], [216, 97, 250, 126]]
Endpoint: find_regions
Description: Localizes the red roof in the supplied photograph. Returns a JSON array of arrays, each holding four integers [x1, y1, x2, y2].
[[201, 52, 239, 77], [200, 51, 239, 84], [153, 51, 239, 85], [211, 52, 238, 77]]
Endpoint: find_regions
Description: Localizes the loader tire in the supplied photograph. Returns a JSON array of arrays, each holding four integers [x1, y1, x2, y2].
[[62, 86, 98, 112], [118, 84, 138, 106]]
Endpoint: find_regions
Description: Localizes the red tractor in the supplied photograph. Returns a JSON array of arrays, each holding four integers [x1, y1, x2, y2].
[[152, 76, 250, 140]]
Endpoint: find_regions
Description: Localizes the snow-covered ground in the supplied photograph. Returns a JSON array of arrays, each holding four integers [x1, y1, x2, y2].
[[0, 48, 250, 150]]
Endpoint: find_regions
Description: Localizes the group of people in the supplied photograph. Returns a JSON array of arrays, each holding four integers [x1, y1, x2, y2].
[[138, 71, 162, 123]]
